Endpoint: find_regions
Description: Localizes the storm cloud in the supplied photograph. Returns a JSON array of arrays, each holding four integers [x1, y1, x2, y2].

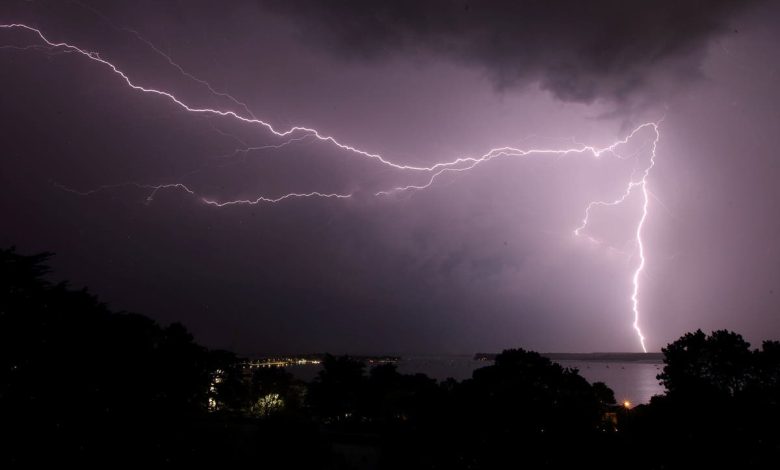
[[1, 0, 779, 354], [263, 0, 758, 106]]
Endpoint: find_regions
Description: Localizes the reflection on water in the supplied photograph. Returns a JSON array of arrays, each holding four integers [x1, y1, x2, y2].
[[556, 360, 665, 404], [285, 355, 666, 404]]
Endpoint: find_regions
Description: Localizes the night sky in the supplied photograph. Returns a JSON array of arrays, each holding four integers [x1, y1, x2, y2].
[[1, 1, 779, 354]]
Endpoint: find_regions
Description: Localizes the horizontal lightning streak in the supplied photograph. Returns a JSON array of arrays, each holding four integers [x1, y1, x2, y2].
[[2, 23, 650, 174]]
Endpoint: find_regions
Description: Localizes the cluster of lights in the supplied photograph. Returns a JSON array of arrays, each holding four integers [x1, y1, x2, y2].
[[245, 358, 323, 369]]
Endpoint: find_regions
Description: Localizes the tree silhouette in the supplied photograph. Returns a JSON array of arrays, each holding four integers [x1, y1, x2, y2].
[[307, 354, 366, 420], [658, 329, 754, 399], [621, 330, 780, 469], [439, 348, 612, 468], [0, 247, 258, 465]]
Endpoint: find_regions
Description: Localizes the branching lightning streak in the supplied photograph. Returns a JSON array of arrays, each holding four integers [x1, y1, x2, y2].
[[203, 192, 352, 206], [72, 0, 259, 120], [2, 23, 659, 351], [121, 27, 259, 121], [0, 23, 429, 171]]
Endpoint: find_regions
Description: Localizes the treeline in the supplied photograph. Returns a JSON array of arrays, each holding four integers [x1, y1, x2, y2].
[[1, 247, 778, 468]]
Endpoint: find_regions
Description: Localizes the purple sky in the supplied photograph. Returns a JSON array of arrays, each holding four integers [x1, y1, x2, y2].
[[1, 1, 778, 354]]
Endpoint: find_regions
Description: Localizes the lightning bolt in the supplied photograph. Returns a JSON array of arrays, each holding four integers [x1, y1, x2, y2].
[[1, 23, 660, 351], [574, 123, 660, 353]]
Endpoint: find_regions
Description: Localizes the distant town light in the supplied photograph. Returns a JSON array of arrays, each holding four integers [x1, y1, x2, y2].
[[623, 400, 631, 409]]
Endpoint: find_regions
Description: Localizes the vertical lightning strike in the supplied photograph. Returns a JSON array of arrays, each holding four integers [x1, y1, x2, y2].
[[630, 128, 659, 353], [2, 23, 661, 351], [574, 123, 659, 353], [632, 183, 650, 353]]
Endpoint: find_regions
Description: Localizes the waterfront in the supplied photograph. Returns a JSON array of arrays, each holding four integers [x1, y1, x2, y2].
[[281, 354, 666, 405]]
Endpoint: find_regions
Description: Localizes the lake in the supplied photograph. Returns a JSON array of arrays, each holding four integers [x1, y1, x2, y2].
[[284, 354, 666, 405]]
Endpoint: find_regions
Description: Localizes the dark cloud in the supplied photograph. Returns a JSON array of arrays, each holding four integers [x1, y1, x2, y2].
[[262, 0, 757, 106]]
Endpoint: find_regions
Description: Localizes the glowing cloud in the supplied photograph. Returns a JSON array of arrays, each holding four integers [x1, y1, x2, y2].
[[1, 23, 659, 351]]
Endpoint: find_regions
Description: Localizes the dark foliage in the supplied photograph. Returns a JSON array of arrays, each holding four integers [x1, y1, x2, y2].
[[1, 247, 778, 468], [620, 330, 780, 469], [0, 247, 325, 466]]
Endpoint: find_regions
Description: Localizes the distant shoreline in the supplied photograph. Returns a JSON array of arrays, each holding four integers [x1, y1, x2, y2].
[[244, 352, 665, 366], [475, 352, 664, 363]]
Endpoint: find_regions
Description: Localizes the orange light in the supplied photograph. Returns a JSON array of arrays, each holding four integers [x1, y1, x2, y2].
[[623, 400, 631, 409]]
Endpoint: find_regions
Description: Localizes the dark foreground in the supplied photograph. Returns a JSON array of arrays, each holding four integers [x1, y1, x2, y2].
[[1, 247, 778, 469]]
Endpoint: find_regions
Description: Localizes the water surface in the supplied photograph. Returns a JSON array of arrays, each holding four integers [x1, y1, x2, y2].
[[285, 355, 666, 404]]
